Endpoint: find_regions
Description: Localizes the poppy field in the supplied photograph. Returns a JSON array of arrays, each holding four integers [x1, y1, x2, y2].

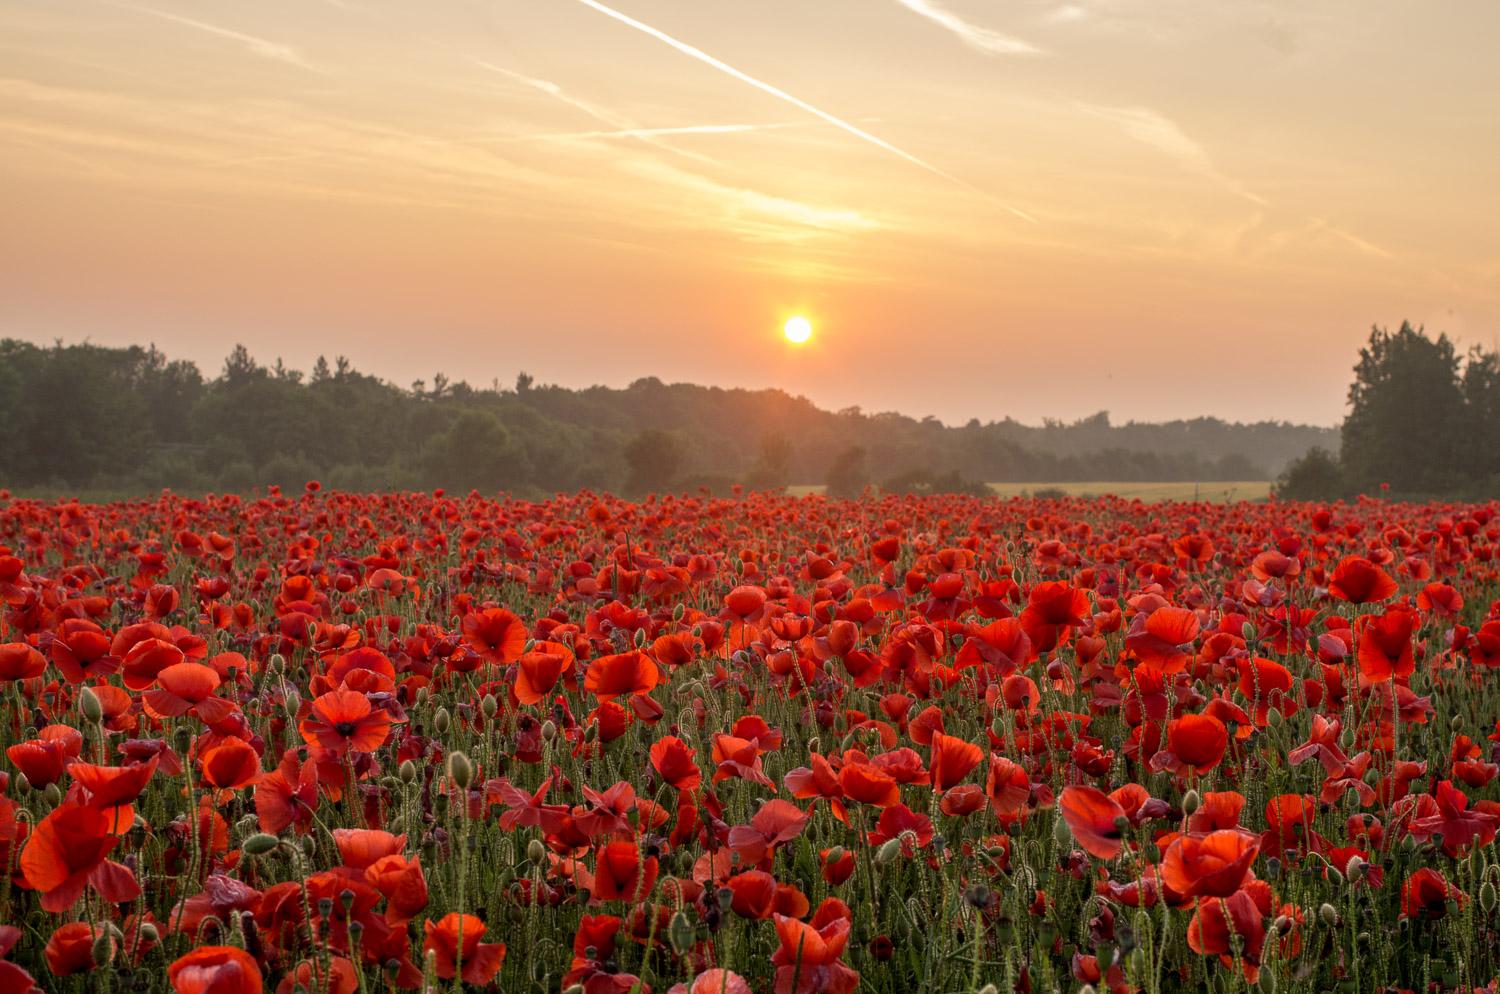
[[3, 487, 1500, 994]]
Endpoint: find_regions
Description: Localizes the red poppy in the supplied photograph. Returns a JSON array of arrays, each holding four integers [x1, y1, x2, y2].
[[0, 642, 45, 681], [1160, 830, 1260, 898], [299, 690, 393, 755], [20, 802, 138, 911], [771, 912, 858, 994], [1059, 784, 1127, 860], [168, 945, 264, 994], [515, 640, 573, 705], [460, 607, 527, 665], [1329, 556, 1397, 604], [1186, 890, 1265, 980], [584, 650, 660, 700], [44, 922, 102, 976], [1151, 714, 1228, 776], [1400, 867, 1465, 919], [423, 913, 506, 985], [928, 732, 982, 791], [588, 840, 658, 903], [650, 735, 702, 791], [1356, 607, 1418, 685], [200, 738, 263, 790]]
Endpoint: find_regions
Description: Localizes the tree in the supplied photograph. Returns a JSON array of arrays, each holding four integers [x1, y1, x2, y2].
[[1341, 323, 1465, 494], [624, 429, 686, 494], [746, 431, 793, 490], [825, 446, 870, 497], [1276, 447, 1345, 501], [421, 410, 524, 492], [1462, 346, 1500, 486]]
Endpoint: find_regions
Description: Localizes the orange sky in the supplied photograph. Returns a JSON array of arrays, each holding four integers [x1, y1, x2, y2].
[[2, 0, 1496, 425]]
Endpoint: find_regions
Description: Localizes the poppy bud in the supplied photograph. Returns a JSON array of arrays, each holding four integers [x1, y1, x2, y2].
[[1481, 881, 1497, 914], [446, 750, 474, 789], [826, 846, 846, 865], [1052, 814, 1072, 847], [542, 720, 558, 741], [1345, 855, 1366, 881], [92, 930, 115, 966], [284, 692, 302, 718], [79, 686, 103, 723], [716, 886, 734, 912], [434, 707, 451, 734], [268, 653, 285, 674], [1240, 621, 1255, 641], [668, 910, 695, 954], [1180, 788, 1201, 816], [14, 772, 30, 793], [634, 629, 648, 648], [43, 782, 62, 807], [528, 838, 547, 865], [876, 838, 902, 865], [977, 986, 1000, 994], [807, 736, 820, 753], [138, 923, 159, 944], [481, 695, 498, 719], [1451, 714, 1464, 731], [399, 759, 417, 783], [1318, 903, 1338, 927], [672, 602, 685, 622], [1266, 706, 1282, 727], [244, 833, 281, 856]]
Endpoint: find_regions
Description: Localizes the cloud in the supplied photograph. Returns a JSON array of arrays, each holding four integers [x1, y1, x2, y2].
[[522, 122, 808, 142], [101, 1, 326, 74], [892, 0, 1045, 56], [571, 0, 1034, 221], [1075, 102, 1268, 206]]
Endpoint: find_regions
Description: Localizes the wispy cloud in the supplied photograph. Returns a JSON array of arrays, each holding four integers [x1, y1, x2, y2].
[[473, 60, 718, 166], [892, 0, 1045, 56], [523, 122, 808, 142], [571, 0, 1035, 221], [1075, 103, 1267, 206], [101, 1, 326, 75]]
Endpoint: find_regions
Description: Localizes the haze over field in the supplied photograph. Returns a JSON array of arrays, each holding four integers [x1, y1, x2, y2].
[[3, 1, 1498, 426]]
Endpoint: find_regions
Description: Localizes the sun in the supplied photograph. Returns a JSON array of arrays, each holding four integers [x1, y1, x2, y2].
[[783, 315, 813, 345]]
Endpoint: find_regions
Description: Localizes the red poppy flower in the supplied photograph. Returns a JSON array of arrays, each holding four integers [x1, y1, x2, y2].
[[168, 945, 264, 994], [20, 802, 133, 912], [515, 640, 573, 705], [0, 641, 45, 681], [460, 607, 527, 665], [200, 738, 263, 790], [1160, 830, 1260, 898], [928, 732, 982, 791], [584, 650, 660, 700], [1059, 785, 1127, 859], [1329, 556, 1397, 604], [1356, 607, 1418, 685], [771, 912, 858, 994], [1186, 890, 1265, 980], [44, 922, 102, 976], [1151, 713, 1228, 776], [299, 690, 393, 755], [1400, 867, 1465, 919], [588, 840, 658, 903], [423, 913, 506, 984], [649, 735, 702, 791]]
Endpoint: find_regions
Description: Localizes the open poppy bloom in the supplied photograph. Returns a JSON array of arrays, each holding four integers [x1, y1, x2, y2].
[[1150, 713, 1228, 777], [423, 913, 506, 984], [1160, 830, 1260, 898], [1356, 607, 1418, 685], [928, 731, 982, 791], [298, 689, 393, 755], [1329, 556, 1397, 604], [584, 650, 660, 700], [19, 802, 138, 912], [460, 607, 527, 665], [649, 735, 702, 791], [771, 912, 859, 994], [587, 840, 658, 903], [1186, 890, 1265, 981], [515, 640, 573, 704]]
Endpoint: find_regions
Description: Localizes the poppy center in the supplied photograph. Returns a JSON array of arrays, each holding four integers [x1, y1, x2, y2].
[[334, 721, 357, 737]]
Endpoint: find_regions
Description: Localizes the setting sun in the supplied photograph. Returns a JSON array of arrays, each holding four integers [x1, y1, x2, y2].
[[783, 315, 813, 344]]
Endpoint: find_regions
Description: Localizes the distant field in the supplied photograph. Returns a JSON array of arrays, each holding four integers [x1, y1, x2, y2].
[[788, 480, 1273, 502]]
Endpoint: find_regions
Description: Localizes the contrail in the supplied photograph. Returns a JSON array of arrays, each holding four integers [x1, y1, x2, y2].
[[528, 122, 808, 141], [572, 0, 1034, 221], [102, 1, 327, 75], [892, 0, 1044, 56]]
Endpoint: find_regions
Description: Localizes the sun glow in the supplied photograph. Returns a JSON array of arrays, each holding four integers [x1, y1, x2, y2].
[[783, 315, 813, 344]]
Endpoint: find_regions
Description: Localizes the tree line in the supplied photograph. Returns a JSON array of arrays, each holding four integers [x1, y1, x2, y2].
[[0, 337, 1336, 496], [1278, 322, 1500, 500]]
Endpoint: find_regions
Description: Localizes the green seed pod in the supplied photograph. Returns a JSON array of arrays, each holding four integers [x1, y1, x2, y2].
[[481, 695, 498, 719], [876, 838, 903, 865], [79, 686, 104, 723], [446, 751, 474, 790], [1481, 880, 1497, 914], [434, 707, 451, 734], [399, 759, 417, 784], [1052, 814, 1072, 847], [668, 910, 695, 955], [634, 628, 648, 648], [1318, 903, 1339, 927], [672, 602, 686, 622], [243, 833, 282, 857], [268, 653, 285, 674], [1240, 621, 1256, 641]]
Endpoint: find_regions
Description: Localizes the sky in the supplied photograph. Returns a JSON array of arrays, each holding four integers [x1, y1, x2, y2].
[[2, 0, 1497, 427]]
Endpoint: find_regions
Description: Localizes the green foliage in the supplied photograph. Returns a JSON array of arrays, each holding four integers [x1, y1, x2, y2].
[[1276, 446, 1348, 501], [0, 338, 1340, 495]]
